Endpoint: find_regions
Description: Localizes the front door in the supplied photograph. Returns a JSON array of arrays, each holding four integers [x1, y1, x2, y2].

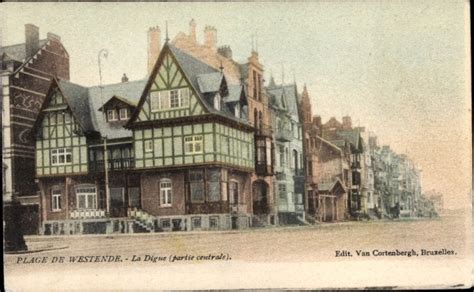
[[252, 181, 268, 215], [110, 187, 125, 217]]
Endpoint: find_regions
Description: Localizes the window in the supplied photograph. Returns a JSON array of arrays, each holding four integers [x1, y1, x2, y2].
[[160, 179, 172, 207], [161, 219, 171, 229], [144, 140, 153, 153], [51, 148, 72, 165], [192, 217, 202, 229], [150, 88, 190, 111], [279, 184, 287, 200], [76, 186, 97, 209], [207, 168, 220, 202], [229, 181, 239, 204], [279, 146, 285, 167], [184, 135, 203, 154], [209, 216, 219, 229], [213, 94, 221, 110], [189, 170, 204, 202], [107, 109, 118, 121], [64, 113, 71, 124], [119, 108, 129, 120], [52, 189, 61, 211], [235, 105, 240, 118], [257, 140, 266, 164]]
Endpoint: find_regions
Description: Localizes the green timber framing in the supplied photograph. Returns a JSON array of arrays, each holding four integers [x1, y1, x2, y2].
[[33, 42, 258, 235]]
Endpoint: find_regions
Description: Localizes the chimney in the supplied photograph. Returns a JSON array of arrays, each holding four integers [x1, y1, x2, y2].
[[313, 115, 322, 128], [342, 116, 352, 130], [147, 26, 161, 74], [121, 73, 129, 83], [189, 19, 197, 41], [47, 32, 61, 42], [217, 45, 232, 59], [204, 26, 217, 51], [25, 24, 39, 59]]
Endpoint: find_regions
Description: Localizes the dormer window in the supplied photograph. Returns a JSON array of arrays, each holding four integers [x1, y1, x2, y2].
[[119, 108, 129, 120], [235, 104, 240, 118], [107, 109, 118, 121], [214, 93, 221, 110]]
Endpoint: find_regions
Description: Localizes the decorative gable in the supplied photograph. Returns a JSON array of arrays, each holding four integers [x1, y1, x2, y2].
[[131, 46, 207, 123]]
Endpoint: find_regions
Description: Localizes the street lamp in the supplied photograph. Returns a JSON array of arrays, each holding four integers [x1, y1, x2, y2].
[[98, 49, 110, 215]]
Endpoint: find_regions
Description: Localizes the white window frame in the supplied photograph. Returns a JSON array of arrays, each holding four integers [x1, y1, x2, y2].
[[214, 93, 221, 110], [107, 109, 118, 121], [52, 189, 62, 211], [75, 186, 97, 210], [184, 135, 203, 154], [119, 108, 129, 120], [160, 179, 172, 207], [144, 140, 153, 153], [51, 148, 72, 166], [235, 104, 240, 118], [150, 88, 190, 112]]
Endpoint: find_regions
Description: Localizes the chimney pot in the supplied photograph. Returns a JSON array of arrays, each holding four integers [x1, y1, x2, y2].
[[121, 73, 129, 83], [217, 45, 233, 59], [189, 19, 197, 41]]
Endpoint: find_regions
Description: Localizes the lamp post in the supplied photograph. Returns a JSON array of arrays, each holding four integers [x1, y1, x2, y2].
[[98, 49, 110, 215]]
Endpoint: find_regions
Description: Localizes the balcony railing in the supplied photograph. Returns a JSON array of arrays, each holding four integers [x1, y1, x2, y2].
[[275, 128, 292, 142], [255, 125, 273, 137], [90, 158, 135, 172], [70, 209, 106, 219]]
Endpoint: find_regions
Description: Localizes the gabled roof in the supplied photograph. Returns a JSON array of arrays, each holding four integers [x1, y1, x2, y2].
[[266, 83, 300, 122], [33, 78, 147, 141], [57, 79, 95, 133], [337, 130, 364, 152], [98, 95, 138, 111], [0, 40, 48, 63], [318, 178, 346, 194]]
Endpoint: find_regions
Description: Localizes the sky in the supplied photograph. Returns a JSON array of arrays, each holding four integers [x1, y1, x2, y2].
[[1, 1, 471, 209]]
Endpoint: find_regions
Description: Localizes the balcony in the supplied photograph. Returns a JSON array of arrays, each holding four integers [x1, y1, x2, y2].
[[275, 128, 292, 142], [255, 125, 273, 138], [70, 209, 106, 219], [90, 158, 135, 172], [255, 162, 273, 176]]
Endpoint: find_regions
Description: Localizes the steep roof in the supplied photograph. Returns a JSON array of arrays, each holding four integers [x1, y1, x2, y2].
[[0, 40, 48, 63], [57, 80, 95, 133], [168, 44, 249, 124], [266, 83, 300, 122], [39, 79, 147, 140], [318, 178, 346, 194], [88, 80, 147, 139]]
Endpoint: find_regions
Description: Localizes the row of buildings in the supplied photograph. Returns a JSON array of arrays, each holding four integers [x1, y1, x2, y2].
[[1, 22, 436, 236]]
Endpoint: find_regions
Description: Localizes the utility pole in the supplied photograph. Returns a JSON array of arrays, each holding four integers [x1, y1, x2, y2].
[[98, 49, 110, 214]]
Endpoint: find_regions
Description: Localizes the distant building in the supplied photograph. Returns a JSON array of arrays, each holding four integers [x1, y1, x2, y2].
[[299, 87, 349, 222], [1, 24, 69, 234], [267, 77, 305, 224]]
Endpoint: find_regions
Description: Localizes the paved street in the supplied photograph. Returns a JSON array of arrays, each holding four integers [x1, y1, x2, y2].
[[5, 212, 470, 290]]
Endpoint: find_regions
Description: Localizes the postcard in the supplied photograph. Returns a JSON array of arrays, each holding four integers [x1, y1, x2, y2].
[[2, 1, 472, 290]]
